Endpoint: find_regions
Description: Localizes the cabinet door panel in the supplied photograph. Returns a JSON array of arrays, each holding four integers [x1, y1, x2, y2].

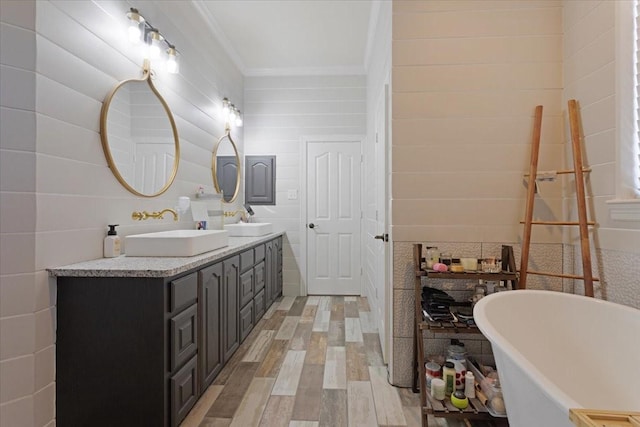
[[170, 272, 197, 314], [239, 302, 254, 342], [275, 237, 283, 297], [254, 243, 265, 263], [245, 155, 276, 205], [240, 249, 254, 273], [239, 269, 254, 308], [198, 263, 222, 391], [254, 261, 265, 293], [254, 288, 265, 320], [223, 256, 240, 362], [170, 355, 198, 427], [265, 241, 274, 306], [170, 304, 198, 372]]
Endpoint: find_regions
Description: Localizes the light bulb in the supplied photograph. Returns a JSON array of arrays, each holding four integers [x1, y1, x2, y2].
[[166, 47, 179, 74], [229, 106, 237, 123], [222, 98, 230, 116], [126, 9, 145, 45], [148, 30, 163, 60], [128, 25, 142, 44], [235, 111, 243, 127]]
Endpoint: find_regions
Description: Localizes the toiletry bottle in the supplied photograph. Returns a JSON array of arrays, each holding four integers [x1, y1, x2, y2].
[[447, 339, 467, 390], [465, 371, 476, 398], [442, 361, 456, 397], [104, 224, 121, 258], [431, 378, 446, 400], [426, 246, 438, 269]]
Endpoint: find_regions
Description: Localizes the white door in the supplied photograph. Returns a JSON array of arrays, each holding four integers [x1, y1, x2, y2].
[[374, 84, 391, 361], [307, 141, 362, 295], [134, 142, 175, 194]]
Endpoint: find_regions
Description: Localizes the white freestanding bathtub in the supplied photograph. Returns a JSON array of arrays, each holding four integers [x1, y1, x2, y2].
[[474, 290, 640, 427]]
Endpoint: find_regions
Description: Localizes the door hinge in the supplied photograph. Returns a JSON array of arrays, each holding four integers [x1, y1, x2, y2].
[[375, 132, 379, 143]]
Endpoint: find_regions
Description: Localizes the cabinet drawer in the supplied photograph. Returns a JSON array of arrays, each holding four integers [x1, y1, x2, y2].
[[239, 269, 254, 308], [240, 249, 254, 273], [254, 244, 265, 263], [169, 273, 197, 314], [170, 354, 198, 427], [254, 288, 265, 320], [170, 304, 198, 372], [239, 302, 254, 343], [254, 261, 265, 293]]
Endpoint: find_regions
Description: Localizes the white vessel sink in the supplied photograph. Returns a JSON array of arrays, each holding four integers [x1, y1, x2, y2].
[[125, 229, 229, 257], [224, 222, 272, 237]]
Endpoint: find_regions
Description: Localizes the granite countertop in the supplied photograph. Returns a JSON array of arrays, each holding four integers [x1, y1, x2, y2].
[[47, 231, 284, 279]]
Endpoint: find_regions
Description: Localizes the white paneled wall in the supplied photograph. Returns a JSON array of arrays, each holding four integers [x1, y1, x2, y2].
[[564, 1, 617, 238], [392, 0, 564, 243], [563, 0, 640, 307], [244, 75, 366, 296], [389, 0, 564, 387], [1, 2, 40, 426], [1, 1, 244, 425]]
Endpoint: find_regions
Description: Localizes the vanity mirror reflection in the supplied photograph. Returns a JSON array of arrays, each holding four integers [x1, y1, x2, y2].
[[212, 127, 241, 203], [100, 60, 180, 197]]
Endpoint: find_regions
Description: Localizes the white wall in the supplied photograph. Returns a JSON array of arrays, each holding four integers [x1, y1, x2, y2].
[[390, 0, 564, 387], [392, 0, 564, 243], [0, 2, 40, 425], [0, 1, 244, 425], [243, 75, 367, 296], [563, 0, 640, 306], [363, 0, 392, 338]]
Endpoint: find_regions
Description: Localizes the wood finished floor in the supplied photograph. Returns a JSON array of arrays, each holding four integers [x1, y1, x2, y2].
[[180, 296, 459, 427]]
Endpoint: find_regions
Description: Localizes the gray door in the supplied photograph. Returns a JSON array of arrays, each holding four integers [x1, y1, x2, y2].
[[216, 156, 238, 202], [245, 155, 276, 205]]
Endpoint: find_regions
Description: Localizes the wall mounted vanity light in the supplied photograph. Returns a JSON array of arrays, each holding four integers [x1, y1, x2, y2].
[[221, 97, 243, 128], [213, 97, 242, 203], [126, 7, 180, 74]]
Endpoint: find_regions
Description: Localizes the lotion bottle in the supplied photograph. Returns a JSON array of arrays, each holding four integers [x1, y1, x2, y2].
[[104, 224, 121, 258], [464, 371, 476, 398], [442, 361, 456, 397]]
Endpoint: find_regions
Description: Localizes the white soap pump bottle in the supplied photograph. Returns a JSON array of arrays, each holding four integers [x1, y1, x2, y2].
[[103, 224, 121, 258]]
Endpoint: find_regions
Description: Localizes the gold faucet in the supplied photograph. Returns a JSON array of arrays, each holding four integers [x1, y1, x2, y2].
[[131, 208, 178, 221], [224, 210, 247, 222]]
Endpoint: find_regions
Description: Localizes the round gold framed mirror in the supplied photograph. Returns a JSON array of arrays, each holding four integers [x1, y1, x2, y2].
[[100, 60, 180, 197], [212, 127, 241, 203]]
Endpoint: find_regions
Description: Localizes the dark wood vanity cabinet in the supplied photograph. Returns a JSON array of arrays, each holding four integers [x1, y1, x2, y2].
[[199, 263, 223, 392], [56, 272, 199, 427], [254, 248, 266, 320], [54, 235, 283, 427], [274, 236, 283, 297], [265, 237, 284, 307], [265, 240, 274, 305], [222, 255, 240, 363]]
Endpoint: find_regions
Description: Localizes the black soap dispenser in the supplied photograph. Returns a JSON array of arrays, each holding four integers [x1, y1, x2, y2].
[[103, 224, 121, 258]]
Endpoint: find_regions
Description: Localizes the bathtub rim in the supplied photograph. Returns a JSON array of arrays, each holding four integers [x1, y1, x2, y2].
[[473, 289, 640, 416]]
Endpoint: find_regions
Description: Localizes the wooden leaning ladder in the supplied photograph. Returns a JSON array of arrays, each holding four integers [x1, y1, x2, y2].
[[519, 100, 598, 297]]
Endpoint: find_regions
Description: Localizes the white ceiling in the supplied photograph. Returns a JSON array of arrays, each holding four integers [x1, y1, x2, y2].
[[192, 0, 376, 76]]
